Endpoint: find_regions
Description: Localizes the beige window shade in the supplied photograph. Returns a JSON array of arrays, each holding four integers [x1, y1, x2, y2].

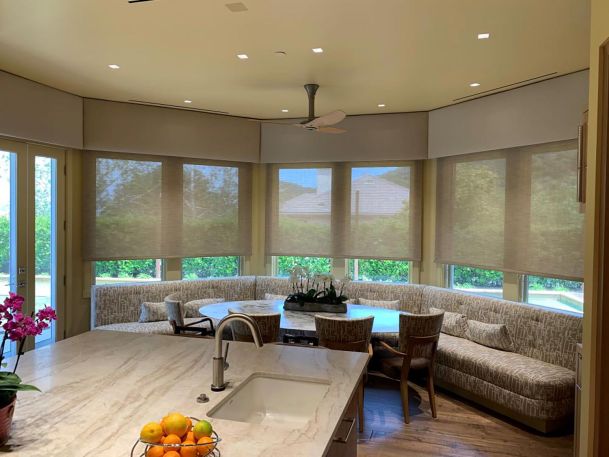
[[83, 151, 252, 260], [435, 140, 583, 280], [266, 161, 422, 261]]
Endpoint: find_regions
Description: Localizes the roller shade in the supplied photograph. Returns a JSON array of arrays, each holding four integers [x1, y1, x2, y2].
[[435, 140, 584, 280], [83, 151, 252, 260], [266, 161, 422, 261]]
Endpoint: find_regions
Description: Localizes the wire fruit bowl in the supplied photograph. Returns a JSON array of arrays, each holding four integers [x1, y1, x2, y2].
[[131, 417, 221, 457]]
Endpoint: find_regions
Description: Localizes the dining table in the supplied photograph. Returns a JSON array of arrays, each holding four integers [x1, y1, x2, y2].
[[199, 299, 403, 337]]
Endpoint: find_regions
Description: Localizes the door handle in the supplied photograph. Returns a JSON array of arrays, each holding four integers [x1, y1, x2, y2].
[[333, 417, 356, 443]]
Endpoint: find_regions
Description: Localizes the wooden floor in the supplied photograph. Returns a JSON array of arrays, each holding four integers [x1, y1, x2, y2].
[[358, 376, 573, 457]]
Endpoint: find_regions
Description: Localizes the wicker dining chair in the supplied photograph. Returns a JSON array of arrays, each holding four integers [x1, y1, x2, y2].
[[377, 311, 444, 423], [228, 309, 281, 344], [165, 293, 215, 337], [315, 315, 374, 432]]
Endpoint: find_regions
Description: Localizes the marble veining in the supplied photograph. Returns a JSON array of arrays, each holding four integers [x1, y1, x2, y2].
[[205, 300, 402, 334], [7, 330, 368, 457]]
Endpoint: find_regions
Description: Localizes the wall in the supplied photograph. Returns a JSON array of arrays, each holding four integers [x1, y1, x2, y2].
[[0, 71, 83, 149], [429, 71, 589, 158], [581, 0, 609, 455], [260, 112, 428, 163], [83, 98, 260, 162]]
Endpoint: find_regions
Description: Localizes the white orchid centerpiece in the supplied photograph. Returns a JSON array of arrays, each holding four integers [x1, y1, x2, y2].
[[286, 267, 350, 305]]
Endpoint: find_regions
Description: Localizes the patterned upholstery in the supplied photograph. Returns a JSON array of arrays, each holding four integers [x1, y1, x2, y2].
[[435, 364, 574, 421], [94, 317, 213, 335], [228, 309, 281, 344], [421, 286, 582, 371], [91, 277, 256, 327], [437, 334, 574, 401], [398, 312, 444, 357], [315, 315, 374, 352]]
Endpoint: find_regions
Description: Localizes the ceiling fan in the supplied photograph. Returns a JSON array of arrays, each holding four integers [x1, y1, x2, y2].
[[259, 84, 347, 134]]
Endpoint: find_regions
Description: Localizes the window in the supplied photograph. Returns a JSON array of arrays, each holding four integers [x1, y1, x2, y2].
[[525, 275, 583, 314], [449, 265, 503, 299], [267, 167, 333, 257], [266, 162, 422, 262], [94, 260, 163, 285], [436, 140, 584, 282], [182, 257, 240, 279], [274, 256, 331, 277], [347, 259, 409, 283], [83, 152, 252, 261]]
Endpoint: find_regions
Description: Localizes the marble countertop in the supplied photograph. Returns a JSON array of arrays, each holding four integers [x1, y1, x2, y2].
[[201, 300, 403, 333], [6, 331, 368, 457]]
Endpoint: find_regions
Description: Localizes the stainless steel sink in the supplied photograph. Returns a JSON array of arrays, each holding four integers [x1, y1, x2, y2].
[[207, 372, 330, 426]]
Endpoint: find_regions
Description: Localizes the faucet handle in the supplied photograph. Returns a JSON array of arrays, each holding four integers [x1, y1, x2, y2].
[[223, 342, 230, 370]]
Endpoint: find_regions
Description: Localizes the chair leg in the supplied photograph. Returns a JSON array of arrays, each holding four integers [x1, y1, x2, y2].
[[427, 366, 437, 419], [400, 361, 411, 424], [358, 380, 365, 432]]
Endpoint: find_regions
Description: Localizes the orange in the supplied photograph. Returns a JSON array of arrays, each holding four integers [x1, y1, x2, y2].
[[185, 417, 193, 432], [160, 436, 166, 444], [179, 440, 197, 457], [163, 413, 190, 437], [145, 446, 164, 457], [139, 422, 164, 444], [164, 452, 181, 457], [183, 431, 195, 443], [164, 434, 182, 447], [196, 436, 216, 456]]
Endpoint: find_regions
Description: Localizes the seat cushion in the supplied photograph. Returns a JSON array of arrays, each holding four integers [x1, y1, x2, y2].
[[437, 334, 574, 401], [94, 318, 213, 335]]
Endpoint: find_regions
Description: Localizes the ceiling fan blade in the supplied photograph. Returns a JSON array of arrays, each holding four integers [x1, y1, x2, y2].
[[307, 110, 346, 128], [317, 126, 347, 134]]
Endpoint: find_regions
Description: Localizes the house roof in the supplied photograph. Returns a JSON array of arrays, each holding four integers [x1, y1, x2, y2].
[[280, 174, 409, 216]]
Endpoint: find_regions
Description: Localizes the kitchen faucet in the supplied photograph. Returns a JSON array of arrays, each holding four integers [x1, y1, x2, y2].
[[211, 313, 263, 391]]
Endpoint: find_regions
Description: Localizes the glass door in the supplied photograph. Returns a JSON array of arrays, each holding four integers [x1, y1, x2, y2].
[[0, 140, 64, 354], [0, 139, 27, 356], [28, 145, 65, 349]]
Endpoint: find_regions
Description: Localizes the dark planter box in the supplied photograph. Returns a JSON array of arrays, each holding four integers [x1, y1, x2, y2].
[[283, 301, 348, 313]]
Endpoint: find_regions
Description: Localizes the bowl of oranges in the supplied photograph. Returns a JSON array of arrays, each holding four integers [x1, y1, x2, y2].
[[132, 412, 220, 457]]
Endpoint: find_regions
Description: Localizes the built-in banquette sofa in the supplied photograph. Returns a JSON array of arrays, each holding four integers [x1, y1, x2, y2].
[[92, 276, 582, 433]]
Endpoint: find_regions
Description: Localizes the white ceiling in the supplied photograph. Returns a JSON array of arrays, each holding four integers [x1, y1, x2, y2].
[[0, 0, 590, 119]]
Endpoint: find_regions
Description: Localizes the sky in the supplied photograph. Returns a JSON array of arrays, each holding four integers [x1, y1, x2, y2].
[[280, 166, 397, 188]]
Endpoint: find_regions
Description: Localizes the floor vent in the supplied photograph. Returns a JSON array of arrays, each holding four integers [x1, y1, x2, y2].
[[453, 72, 558, 102]]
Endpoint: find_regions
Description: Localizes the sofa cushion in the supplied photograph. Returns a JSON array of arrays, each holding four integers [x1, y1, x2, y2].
[[95, 317, 209, 335], [466, 320, 514, 351], [421, 286, 582, 371], [184, 298, 224, 317], [437, 334, 575, 401], [138, 302, 168, 323], [358, 297, 400, 310], [430, 307, 468, 338]]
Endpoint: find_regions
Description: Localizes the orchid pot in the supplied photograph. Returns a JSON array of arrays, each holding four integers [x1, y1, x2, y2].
[[0, 293, 56, 445]]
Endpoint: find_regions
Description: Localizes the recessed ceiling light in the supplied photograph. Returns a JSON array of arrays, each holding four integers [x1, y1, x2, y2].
[[478, 33, 490, 40], [237, 54, 249, 60], [469, 82, 481, 87], [281, 109, 289, 113], [312, 48, 324, 54], [184, 100, 192, 104], [378, 104, 386, 108], [274, 51, 287, 57], [108, 64, 120, 69]]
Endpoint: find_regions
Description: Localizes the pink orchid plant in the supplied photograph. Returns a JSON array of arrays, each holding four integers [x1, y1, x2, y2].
[[0, 293, 57, 407]]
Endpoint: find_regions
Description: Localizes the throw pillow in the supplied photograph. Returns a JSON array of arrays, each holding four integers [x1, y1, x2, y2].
[[184, 298, 225, 318], [138, 302, 167, 323], [264, 293, 287, 301], [358, 297, 401, 310], [466, 320, 514, 351], [430, 307, 468, 338]]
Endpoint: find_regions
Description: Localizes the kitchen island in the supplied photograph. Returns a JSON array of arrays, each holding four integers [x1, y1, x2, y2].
[[5, 331, 368, 456]]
